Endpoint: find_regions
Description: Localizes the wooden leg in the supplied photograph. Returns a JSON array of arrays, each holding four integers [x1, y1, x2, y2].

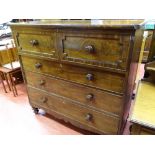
[[32, 107, 39, 114], [0, 73, 7, 93], [8, 73, 16, 97], [10, 73, 18, 96], [4, 73, 11, 91]]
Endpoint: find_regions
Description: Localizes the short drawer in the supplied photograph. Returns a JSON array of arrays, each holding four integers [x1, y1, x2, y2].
[[21, 56, 125, 94], [28, 87, 120, 134], [16, 31, 58, 59], [59, 33, 131, 70], [25, 71, 123, 115]]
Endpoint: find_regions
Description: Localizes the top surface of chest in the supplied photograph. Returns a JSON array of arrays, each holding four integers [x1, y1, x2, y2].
[[9, 19, 143, 29]]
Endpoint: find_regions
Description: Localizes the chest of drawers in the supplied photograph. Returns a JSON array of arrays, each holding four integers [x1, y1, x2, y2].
[[10, 20, 144, 134]]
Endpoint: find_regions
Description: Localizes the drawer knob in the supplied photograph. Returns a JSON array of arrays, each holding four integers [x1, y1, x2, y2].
[[40, 97, 48, 103], [35, 63, 42, 69], [86, 94, 94, 100], [85, 45, 95, 53], [85, 113, 93, 121], [39, 80, 45, 86], [86, 73, 94, 81], [30, 40, 39, 46]]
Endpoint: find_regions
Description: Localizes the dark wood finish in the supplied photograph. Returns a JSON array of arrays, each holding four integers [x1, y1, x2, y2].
[[10, 20, 144, 134], [21, 55, 125, 94], [59, 33, 130, 70], [15, 30, 58, 59], [28, 86, 120, 134], [25, 71, 123, 115], [119, 29, 144, 133]]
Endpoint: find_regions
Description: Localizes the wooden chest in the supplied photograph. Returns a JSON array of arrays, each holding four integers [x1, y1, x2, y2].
[[10, 20, 144, 134]]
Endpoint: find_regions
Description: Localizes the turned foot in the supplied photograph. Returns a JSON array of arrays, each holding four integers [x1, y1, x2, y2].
[[132, 93, 135, 100], [32, 107, 39, 114]]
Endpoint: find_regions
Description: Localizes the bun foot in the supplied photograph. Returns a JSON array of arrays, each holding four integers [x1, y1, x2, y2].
[[132, 93, 135, 100], [32, 107, 39, 114]]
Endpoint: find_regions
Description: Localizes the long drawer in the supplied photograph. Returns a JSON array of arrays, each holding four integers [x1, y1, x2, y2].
[[25, 71, 123, 115], [21, 55, 125, 94], [27, 86, 120, 134]]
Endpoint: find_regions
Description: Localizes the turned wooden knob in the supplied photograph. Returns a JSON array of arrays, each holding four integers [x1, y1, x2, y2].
[[39, 80, 45, 86], [40, 97, 48, 103], [86, 94, 94, 100], [85, 45, 95, 53], [30, 40, 39, 46], [86, 73, 94, 81], [85, 113, 93, 121], [35, 63, 42, 69]]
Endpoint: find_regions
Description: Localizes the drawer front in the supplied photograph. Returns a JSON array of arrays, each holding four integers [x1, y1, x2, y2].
[[28, 87, 120, 134], [59, 33, 131, 70], [21, 56, 125, 94], [25, 71, 123, 115], [16, 31, 58, 59]]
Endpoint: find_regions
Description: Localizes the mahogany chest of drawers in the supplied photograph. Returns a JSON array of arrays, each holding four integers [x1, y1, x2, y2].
[[10, 20, 144, 134]]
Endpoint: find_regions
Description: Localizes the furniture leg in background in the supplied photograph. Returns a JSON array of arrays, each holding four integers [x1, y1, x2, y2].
[[0, 72, 7, 93], [0, 40, 22, 97]]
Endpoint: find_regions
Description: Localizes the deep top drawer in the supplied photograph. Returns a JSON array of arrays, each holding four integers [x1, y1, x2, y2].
[[59, 33, 131, 70], [15, 31, 58, 59]]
